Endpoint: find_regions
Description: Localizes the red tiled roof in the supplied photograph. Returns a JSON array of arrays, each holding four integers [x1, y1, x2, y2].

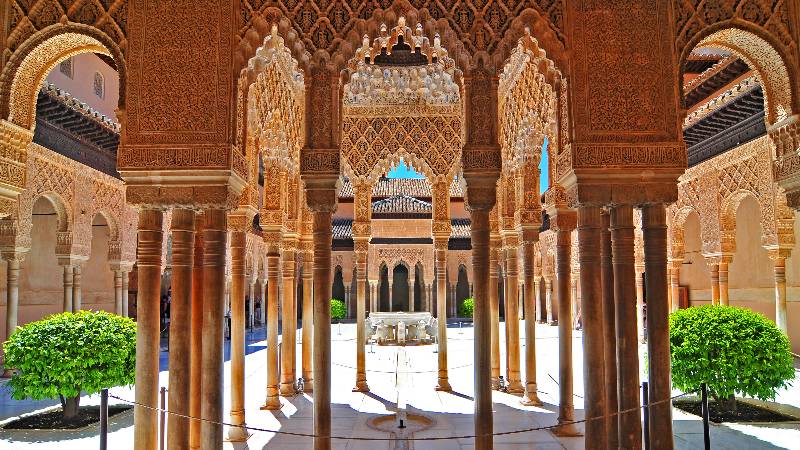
[[371, 195, 432, 214], [330, 218, 470, 240]]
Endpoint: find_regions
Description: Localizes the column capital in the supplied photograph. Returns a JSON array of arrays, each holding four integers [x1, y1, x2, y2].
[[766, 246, 793, 262], [0, 249, 26, 263]]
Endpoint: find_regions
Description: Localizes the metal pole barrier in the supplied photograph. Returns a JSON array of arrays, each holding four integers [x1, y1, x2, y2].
[[99, 389, 108, 450], [159, 386, 166, 450], [701, 383, 711, 450], [642, 381, 650, 450]]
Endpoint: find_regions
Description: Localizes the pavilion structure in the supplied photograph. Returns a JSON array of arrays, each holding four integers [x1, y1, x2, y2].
[[1, 2, 800, 450]]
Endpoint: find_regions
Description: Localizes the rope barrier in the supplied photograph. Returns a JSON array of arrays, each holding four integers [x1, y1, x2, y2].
[[108, 389, 693, 441]]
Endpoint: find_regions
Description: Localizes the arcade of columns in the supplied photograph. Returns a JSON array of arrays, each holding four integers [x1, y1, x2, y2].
[[1, 1, 800, 450]]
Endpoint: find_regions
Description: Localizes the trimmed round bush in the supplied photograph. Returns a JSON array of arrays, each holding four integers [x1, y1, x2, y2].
[[3, 311, 136, 420], [459, 298, 474, 318], [669, 305, 793, 406], [330, 298, 346, 320]]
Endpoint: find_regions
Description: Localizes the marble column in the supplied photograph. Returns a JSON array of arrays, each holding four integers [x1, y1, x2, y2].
[[248, 278, 256, 329], [113, 269, 124, 315], [311, 207, 334, 450], [545, 279, 554, 323], [503, 241, 524, 394], [489, 242, 501, 389], [302, 256, 314, 392], [388, 281, 394, 311], [261, 278, 268, 325], [551, 212, 580, 436], [577, 206, 608, 448], [770, 253, 788, 333], [353, 246, 369, 392], [409, 274, 415, 312], [133, 209, 163, 450], [200, 209, 227, 450], [468, 203, 493, 450], [571, 276, 579, 329], [168, 209, 196, 449], [521, 235, 542, 406], [61, 264, 74, 312], [719, 257, 731, 306], [122, 271, 130, 318], [669, 260, 681, 311], [426, 283, 433, 313], [2, 252, 24, 377], [72, 264, 82, 312], [610, 205, 642, 449], [635, 269, 645, 343], [449, 285, 458, 318], [642, 204, 673, 450], [600, 210, 618, 449], [227, 228, 249, 442], [280, 247, 297, 396], [434, 240, 451, 391], [709, 260, 720, 305], [261, 251, 281, 410], [189, 221, 204, 450]]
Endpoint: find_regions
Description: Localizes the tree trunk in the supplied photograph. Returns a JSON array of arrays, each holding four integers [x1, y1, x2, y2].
[[62, 395, 81, 420]]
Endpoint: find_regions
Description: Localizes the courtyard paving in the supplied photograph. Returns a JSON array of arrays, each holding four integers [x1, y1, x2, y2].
[[1, 322, 798, 449]]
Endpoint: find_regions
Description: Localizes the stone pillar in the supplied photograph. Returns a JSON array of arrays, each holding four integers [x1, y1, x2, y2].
[[261, 278, 268, 326], [669, 260, 681, 311], [571, 276, 579, 329], [168, 209, 196, 449], [642, 204, 674, 450], [2, 252, 24, 376], [533, 278, 541, 323], [353, 245, 369, 392], [200, 209, 227, 450], [72, 264, 82, 312], [113, 269, 124, 315], [521, 236, 542, 406], [344, 285, 352, 318], [301, 254, 314, 392], [189, 219, 204, 450], [719, 257, 731, 306], [408, 273, 415, 312], [426, 283, 433, 312], [227, 227, 249, 442], [545, 278, 554, 323], [635, 269, 645, 343], [769, 250, 790, 334], [280, 246, 297, 396], [610, 205, 642, 449], [577, 206, 607, 448], [600, 210, 618, 449], [122, 271, 130, 318], [434, 239, 451, 391], [503, 241, 524, 394], [489, 241, 501, 389], [449, 284, 457, 318], [248, 278, 256, 329], [708, 260, 720, 305], [133, 209, 164, 450], [61, 264, 74, 312], [261, 251, 281, 410], [550, 210, 580, 436]]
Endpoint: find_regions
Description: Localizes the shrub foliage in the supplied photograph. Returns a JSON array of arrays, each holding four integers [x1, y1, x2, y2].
[[459, 298, 474, 318], [330, 298, 346, 320], [669, 305, 793, 403], [3, 311, 136, 419]]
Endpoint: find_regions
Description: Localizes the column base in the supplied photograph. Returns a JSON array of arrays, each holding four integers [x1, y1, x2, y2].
[[553, 420, 583, 437], [491, 376, 501, 390], [260, 395, 281, 411], [279, 382, 296, 397], [302, 379, 314, 393], [548, 320, 558, 326], [506, 380, 524, 395], [435, 379, 452, 392], [521, 390, 543, 406], [226, 412, 250, 442], [352, 380, 370, 393]]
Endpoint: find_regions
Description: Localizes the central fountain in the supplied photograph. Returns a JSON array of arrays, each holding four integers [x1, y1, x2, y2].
[[366, 311, 437, 345]]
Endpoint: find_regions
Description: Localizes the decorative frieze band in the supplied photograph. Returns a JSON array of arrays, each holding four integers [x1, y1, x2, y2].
[[571, 144, 687, 168]]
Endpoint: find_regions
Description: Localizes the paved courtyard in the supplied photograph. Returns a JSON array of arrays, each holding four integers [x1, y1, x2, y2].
[[1, 322, 798, 449]]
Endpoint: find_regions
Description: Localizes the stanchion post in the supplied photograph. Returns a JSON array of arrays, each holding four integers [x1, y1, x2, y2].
[[100, 389, 108, 450], [701, 383, 710, 450], [159, 386, 166, 450], [642, 381, 650, 450]]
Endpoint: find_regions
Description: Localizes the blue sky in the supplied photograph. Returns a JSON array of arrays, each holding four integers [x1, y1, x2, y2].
[[387, 140, 550, 194]]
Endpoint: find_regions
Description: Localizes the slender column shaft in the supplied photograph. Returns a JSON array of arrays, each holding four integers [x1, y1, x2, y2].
[[471, 209, 493, 450], [133, 209, 163, 450], [388, 282, 393, 311], [122, 272, 130, 318], [72, 265, 82, 312], [302, 261, 314, 391], [709, 263, 720, 305], [670, 263, 681, 311], [577, 206, 607, 448], [571, 277, 579, 329], [62, 265, 74, 312], [312, 210, 333, 450], [435, 241, 451, 391], [555, 226, 579, 436], [354, 249, 369, 392], [610, 205, 642, 449], [409, 276, 415, 312], [504, 245, 523, 393], [114, 270, 124, 315], [261, 252, 281, 410], [719, 261, 729, 306], [600, 211, 619, 449], [545, 279, 554, 323], [489, 244, 501, 389], [521, 239, 542, 406], [168, 209, 196, 449], [249, 280, 256, 328], [261, 280, 267, 325], [227, 230, 249, 441], [2, 254, 23, 376], [635, 271, 645, 342], [534, 279, 541, 323], [642, 204, 674, 450], [774, 257, 788, 333], [189, 223, 204, 450], [280, 249, 297, 396], [200, 209, 227, 450]]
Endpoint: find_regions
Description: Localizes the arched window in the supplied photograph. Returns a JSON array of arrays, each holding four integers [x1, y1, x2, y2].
[[59, 57, 73, 78], [93, 71, 105, 99]]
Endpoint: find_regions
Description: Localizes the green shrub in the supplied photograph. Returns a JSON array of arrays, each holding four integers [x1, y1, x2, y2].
[[3, 311, 136, 420], [330, 298, 346, 320], [669, 305, 793, 409], [459, 298, 474, 318]]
